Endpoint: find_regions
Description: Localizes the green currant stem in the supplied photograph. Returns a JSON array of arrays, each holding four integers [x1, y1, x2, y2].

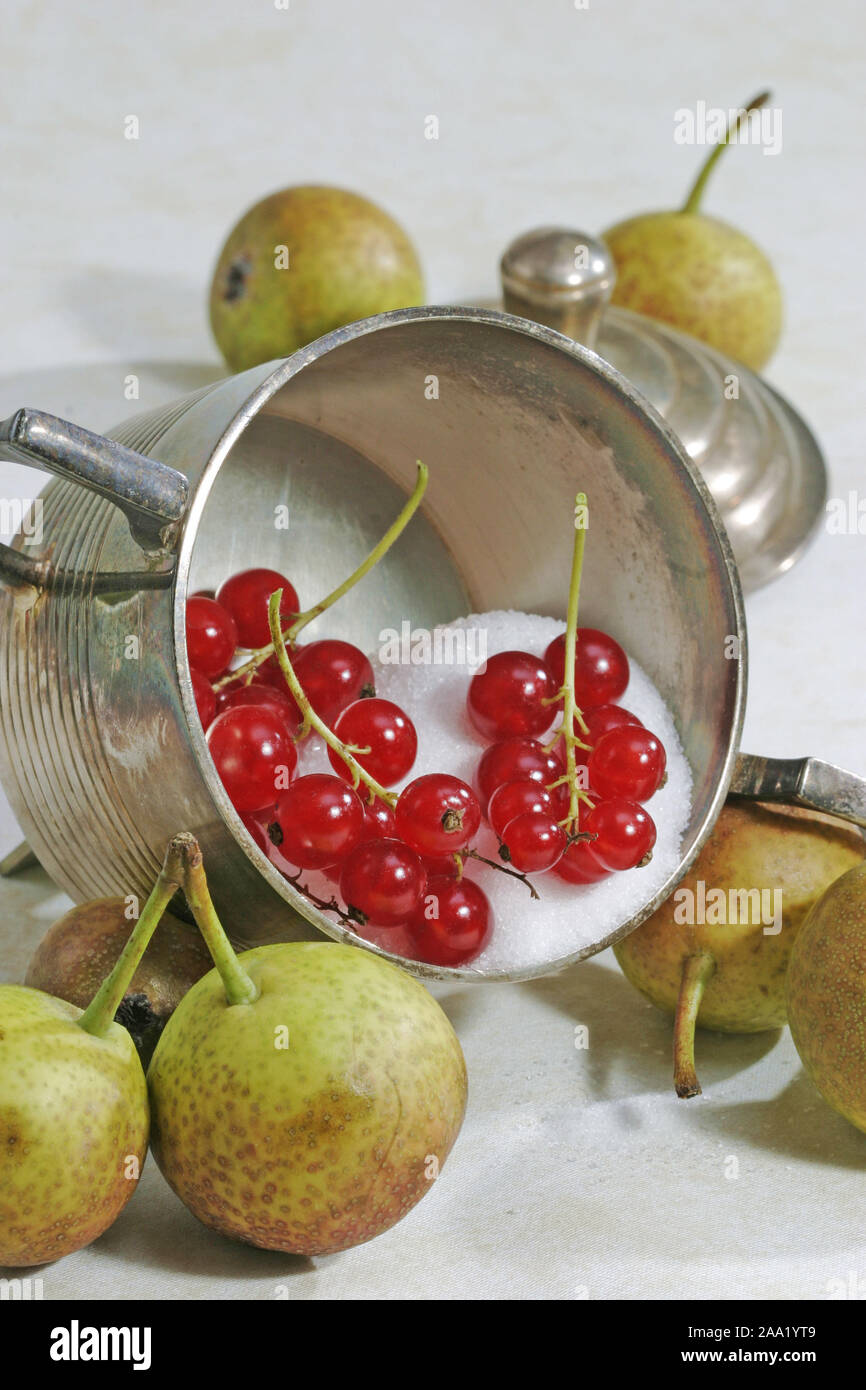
[[77, 836, 187, 1038], [267, 590, 396, 808], [673, 950, 717, 1098], [549, 492, 591, 830], [681, 91, 770, 215], [177, 834, 259, 1006], [215, 461, 429, 691]]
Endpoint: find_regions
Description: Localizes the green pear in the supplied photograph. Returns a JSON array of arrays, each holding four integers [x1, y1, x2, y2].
[[25, 897, 212, 1067], [0, 988, 148, 1266], [603, 93, 782, 371], [209, 185, 425, 372], [787, 860, 866, 1133], [148, 838, 467, 1255], [614, 801, 864, 1097], [0, 843, 191, 1266]]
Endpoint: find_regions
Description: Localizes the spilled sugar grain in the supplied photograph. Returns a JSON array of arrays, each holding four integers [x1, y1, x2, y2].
[[296, 611, 693, 975]]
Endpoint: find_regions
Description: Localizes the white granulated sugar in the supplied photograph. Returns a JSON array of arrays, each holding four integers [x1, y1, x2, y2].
[[296, 611, 693, 974]]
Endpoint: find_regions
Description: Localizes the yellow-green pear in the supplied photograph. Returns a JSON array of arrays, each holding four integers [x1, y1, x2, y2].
[[787, 860, 866, 1133], [148, 837, 467, 1255], [209, 185, 425, 372], [603, 93, 782, 371], [614, 801, 864, 1098]]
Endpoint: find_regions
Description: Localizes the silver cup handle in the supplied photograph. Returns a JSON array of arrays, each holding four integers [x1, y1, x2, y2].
[[0, 406, 189, 585], [731, 752, 866, 830]]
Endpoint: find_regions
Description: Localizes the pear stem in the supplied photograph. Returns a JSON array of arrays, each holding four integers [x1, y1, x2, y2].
[[215, 460, 429, 690], [177, 836, 259, 1006], [545, 494, 591, 830], [681, 91, 771, 215], [77, 836, 188, 1038], [267, 590, 396, 807], [673, 949, 717, 1098]]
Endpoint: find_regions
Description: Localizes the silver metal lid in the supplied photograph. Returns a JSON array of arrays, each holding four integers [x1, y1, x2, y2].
[[499, 227, 826, 592]]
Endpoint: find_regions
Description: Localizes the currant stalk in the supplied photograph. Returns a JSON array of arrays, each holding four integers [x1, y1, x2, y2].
[[547, 492, 592, 830], [215, 461, 429, 690], [267, 589, 396, 808]]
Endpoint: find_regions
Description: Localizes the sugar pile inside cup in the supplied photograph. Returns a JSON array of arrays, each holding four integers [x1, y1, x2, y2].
[[294, 610, 693, 974]]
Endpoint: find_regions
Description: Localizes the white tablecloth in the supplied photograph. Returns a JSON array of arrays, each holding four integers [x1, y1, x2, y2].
[[1, 0, 864, 1300]]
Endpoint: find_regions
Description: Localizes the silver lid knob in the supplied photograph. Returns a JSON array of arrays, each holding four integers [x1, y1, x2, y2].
[[500, 227, 616, 349]]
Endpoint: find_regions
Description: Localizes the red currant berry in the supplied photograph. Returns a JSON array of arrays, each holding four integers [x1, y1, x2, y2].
[[217, 680, 299, 728], [293, 640, 375, 726], [588, 725, 666, 802], [362, 799, 398, 840], [500, 811, 566, 873], [257, 650, 298, 691], [328, 698, 417, 787], [273, 774, 365, 869], [339, 838, 427, 927], [408, 876, 493, 967], [207, 705, 298, 814], [544, 628, 629, 709], [583, 798, 656, 871], [553, 838, 610, 885], [396, 774, 482, 856], [487, 779, 552, 837], [185, 596, 238, 677], [240, 813, 272, 856], [476, 737, 564, 813], [583, 704, 642, 745], [418, 851, 462, 879], [467, 650, 555, 740], [190, 667, 216, 728], [216, 568, 300, 649]]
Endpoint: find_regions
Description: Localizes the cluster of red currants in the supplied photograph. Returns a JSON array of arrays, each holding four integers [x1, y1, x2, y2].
[[467, 628, 667, 886], [185, 568, 492, 968]]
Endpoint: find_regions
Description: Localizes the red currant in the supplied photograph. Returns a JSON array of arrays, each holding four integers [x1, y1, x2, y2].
[[418, 851, 462, 879], [339, 838, 427, 927], [588, 725, 666, 802], [361, 799, 399, 840], [487, 779, 552, 837], [185, 596, 238, 677], [583, 704, 642, 745], [544, 628, 629, 709], [240, 813, 272, 856], [395, 774, 481, 856], [293, 640, 375, 726], [407, 876, 493, 967], [216, 568, 300, 649], [207, 705, 298, 814], [467, 650, 555, 740], [273, 774, 365, 870], [217, 680, 299, 728], [476, 737, 564, 813], [583, 798, 656, 871], [328, 698, 417, 787], [190, 667, 216, 728], [500, 811, 566, 873], [553, 838, 610, 885]]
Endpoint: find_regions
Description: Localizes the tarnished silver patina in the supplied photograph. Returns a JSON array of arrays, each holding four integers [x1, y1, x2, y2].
[[501, 228, 826, 592], [0, 307, 861, 982]]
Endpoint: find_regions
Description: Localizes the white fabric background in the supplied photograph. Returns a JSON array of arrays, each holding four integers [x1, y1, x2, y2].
[[1, 0, 864, 1300]]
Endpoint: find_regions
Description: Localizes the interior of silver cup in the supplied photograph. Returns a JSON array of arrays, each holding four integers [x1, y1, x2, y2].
[[182, 310, 746, 980]]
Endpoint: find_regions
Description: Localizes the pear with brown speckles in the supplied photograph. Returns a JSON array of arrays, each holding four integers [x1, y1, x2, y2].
[[787, 860, 866, 1133], [614, 800, 864, 1099], [0, 843, 191, 1265], [603, 92, 782, 371], [147, 843, 467, 1255]]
